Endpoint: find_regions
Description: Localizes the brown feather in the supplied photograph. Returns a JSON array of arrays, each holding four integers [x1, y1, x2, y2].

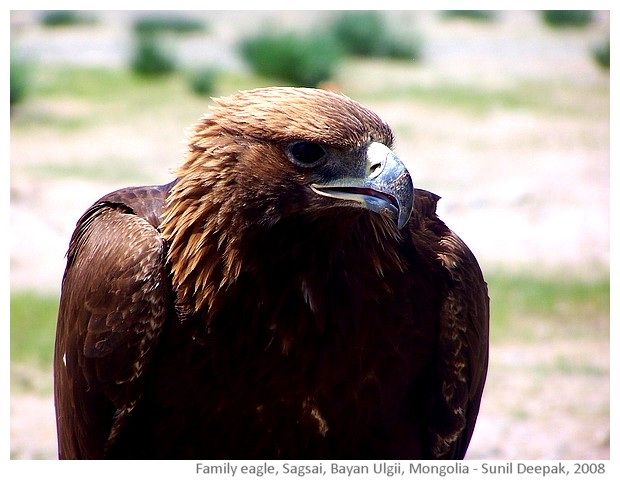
[[55, 183, 172, 458], [54, 87, 489, 459]]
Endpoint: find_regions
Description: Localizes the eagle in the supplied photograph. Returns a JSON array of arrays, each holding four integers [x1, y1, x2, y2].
[[54, 87, 489, 460]]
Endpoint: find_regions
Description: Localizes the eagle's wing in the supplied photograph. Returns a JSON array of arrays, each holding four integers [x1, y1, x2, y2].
[[54, 186, 170, 459], [412, 189, 490, 459]]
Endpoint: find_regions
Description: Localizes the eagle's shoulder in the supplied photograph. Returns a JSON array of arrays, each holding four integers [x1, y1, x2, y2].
[[94, 181, 175, 228], [407, 187, 489, 459], [55, 183, 174, 458]]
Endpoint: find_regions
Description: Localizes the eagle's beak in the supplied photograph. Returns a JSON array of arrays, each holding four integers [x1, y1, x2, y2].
[[311, 142, 414, 229]]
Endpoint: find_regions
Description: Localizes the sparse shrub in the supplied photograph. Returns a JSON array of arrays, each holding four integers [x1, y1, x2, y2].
[[592, 38, 610, 70], [329, 11, 385, 57], [133, 16, 206, 36], [190, 67, 218, 96], [130, 33, 176, 77], [40, 10, 89, 27], [541, 10, 594, 28], [10, 52, 29, 107], [328, 11, 422, 61], [379, 35, 423, 61], [442, 11, 496, 22], [129, 15, 206, 78], [239, 31, 342, 87]]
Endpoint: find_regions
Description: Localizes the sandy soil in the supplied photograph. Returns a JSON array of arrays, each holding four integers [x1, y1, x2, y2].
[[9, 11, 610, 460]]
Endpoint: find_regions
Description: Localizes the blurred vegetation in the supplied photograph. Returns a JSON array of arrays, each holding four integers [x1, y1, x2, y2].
[[128, 15, 206, 78], [442, 10, 497, 22], [487, 272, 609, 342], [8, 64, 261, 135], [10, 51, 29, 107], [10, 60, 604, 134], [11, 292, 59, 368], [592, 38, 610, 69], [23, 11, 606, 96], [239, 11, 423, 86], [328, 11, 422, 60], [189, 67, 219, 96], [239, 31, 343, 87], [541, 10, 594, 28], [40, 10, 95, 27], [23, 65, 179, 105], [24, 156, 156, 183], [132, 15, 206, 36], [130, 33, 177, 77]]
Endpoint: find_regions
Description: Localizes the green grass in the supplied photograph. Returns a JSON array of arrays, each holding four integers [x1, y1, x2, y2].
[[34, 65, 147, 99], [12, 62, 607, 136], [11, 65, 275, 133], [404, 83, 532, 114], [10, 291, 59, 368], [23, 157, 156, 183], [28, 64, 267, 107], [337, 59, 608, 118], [364, 79, 595, 117], [487, 271, 610, 342], [12, 66, 185, 132]]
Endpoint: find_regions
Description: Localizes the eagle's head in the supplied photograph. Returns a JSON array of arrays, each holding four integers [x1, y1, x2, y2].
[[162, 87, 414, 311]]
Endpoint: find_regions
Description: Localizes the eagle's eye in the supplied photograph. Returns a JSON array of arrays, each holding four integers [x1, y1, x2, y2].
[[289, 141, 326, 167]]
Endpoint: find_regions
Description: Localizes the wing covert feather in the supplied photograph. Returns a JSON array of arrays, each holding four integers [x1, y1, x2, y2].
[[409, 189, 489, 459], [435, 230, 489, 459], [54, 202, 169, 458]]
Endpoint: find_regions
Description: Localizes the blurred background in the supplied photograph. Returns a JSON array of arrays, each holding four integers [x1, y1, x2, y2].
[[10, 10, 610, 459]]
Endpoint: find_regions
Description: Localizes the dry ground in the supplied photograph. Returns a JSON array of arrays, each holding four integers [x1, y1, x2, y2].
[[9, 11, 610, 460]]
